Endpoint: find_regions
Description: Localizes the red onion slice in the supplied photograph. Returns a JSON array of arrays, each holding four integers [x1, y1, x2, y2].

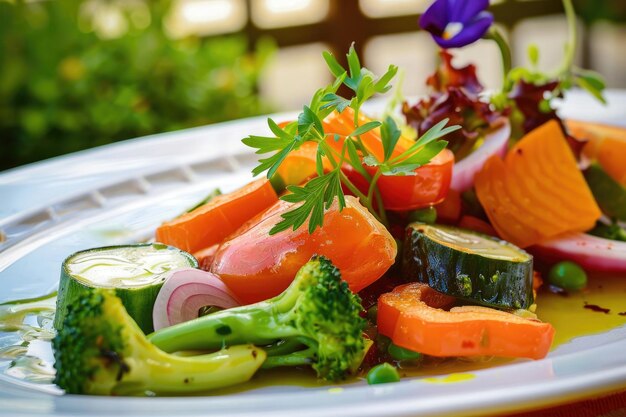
[[153, 267, 241, 330], [532, 233, 626, 273], [450, 122, 511, 192]]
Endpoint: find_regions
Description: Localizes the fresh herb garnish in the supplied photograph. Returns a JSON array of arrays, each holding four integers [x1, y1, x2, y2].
[[243, 44, 459, 235]]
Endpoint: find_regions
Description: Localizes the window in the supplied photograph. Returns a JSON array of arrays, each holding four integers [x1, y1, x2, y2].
[[252, 0, 329, 29], [165, 0, 247, 38]]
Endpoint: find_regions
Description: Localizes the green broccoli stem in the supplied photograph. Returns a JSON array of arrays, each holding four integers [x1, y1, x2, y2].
[[263, 338, 308, 357], [114, 344, 265, 395], [261, 345, 317, 369], [148, 294, 301, 353]]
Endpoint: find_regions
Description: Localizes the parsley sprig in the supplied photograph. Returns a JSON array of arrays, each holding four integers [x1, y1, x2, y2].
[[243, 44, 459, 235]]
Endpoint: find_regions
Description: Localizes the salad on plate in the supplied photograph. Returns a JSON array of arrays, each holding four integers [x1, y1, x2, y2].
[[1, 0, 626, 398]]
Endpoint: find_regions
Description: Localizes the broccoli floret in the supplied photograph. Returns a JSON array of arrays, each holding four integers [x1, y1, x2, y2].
[[52, 289, 266, 395], [148, 256, 367, 381]]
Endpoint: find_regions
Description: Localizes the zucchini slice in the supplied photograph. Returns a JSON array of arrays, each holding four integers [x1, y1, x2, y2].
[[54, 243, 197, 333], [402, 223, 534, 309]]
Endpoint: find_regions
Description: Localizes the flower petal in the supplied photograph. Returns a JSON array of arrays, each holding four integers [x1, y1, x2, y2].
[[431, 11, 493, 48], [450, 0, 490, 24], [419, 0, 451, 35]]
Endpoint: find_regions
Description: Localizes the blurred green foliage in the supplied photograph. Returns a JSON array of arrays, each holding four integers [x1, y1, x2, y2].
[[574, 0, 626, 23], [0, 0, 273, 171]]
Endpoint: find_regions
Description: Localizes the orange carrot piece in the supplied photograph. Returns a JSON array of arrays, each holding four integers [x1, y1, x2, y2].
[[275, 142, 327, 186], [156, 179, 278, 253], [566, 119, 626, 185], [378, 283, 555, 360], [322, 107, 414, 161], [475, 120, 601, 247]]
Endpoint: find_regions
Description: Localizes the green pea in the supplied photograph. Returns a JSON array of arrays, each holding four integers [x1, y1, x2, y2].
[[366, 363, 400, 385], [548, 261, 587, 291], [387, 342, 422, 361], [407, 206, 437, 224]]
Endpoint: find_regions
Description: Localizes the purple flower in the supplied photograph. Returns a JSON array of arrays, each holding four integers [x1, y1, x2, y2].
[[419, 0, 494, 48]]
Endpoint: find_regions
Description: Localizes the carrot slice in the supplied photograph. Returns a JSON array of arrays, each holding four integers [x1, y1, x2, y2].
[[156, 179, 278, 253], [378, 283, 554, 360], [475, 120, 601, 247], [275, 142, 330, 186], [322, 107, 414, 161], [566, 119, 626, 185]]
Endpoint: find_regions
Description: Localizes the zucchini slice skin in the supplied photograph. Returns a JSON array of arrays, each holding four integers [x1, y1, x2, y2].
[[402, 223, 534, 309], [54, 243, 197, 334]]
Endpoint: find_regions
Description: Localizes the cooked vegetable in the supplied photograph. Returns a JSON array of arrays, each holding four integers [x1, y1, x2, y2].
[[156, 179, 278, 253], [584, 163, 626, 221], [402, 223, 534, 309], [533, 232, 626, 273], [567, 119, 626, 185], [152, 268, 240, 331], [450, 122, 510, 192], [475, 120, 601, 248], [149, 257, 368, 381], [548, 261, 587, 291], [212, 196, 396, 303], [53, 290, 265, 395], [275, 142, 331, 187], [243, 47, 456, 235], [54, 243, 197, 334], [378, 283, 555, 359], [323, 107, 414, 162], [344, 148, 454, 211], [366, 363, 400, 384]]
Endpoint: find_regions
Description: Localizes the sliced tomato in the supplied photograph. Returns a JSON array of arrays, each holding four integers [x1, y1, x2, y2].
[[378, 283, 555, 360], [343, 149, 454, 211], [156, 179, 278, 253], [211, 196, 397, 304]]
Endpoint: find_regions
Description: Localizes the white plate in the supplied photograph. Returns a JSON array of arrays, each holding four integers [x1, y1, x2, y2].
[[1, 91, 626, 417]]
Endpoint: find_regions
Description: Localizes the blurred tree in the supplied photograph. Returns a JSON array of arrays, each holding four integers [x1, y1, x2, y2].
[[0, 0, 273, 171]]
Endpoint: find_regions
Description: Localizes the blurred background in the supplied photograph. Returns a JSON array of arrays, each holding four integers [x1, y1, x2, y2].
[[1, 0, 625, 171]]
